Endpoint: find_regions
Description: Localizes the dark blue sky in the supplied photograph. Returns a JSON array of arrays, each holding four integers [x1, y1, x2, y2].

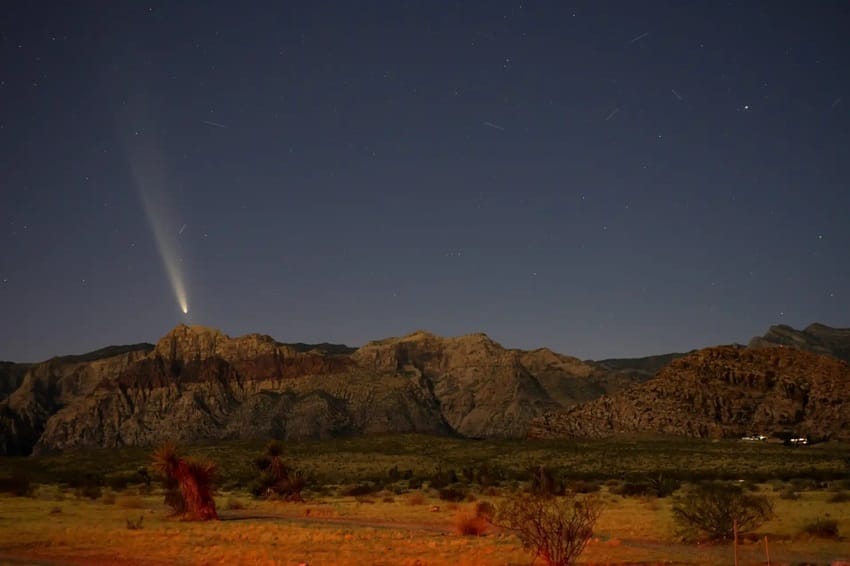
[[2, 1, 849, 362]]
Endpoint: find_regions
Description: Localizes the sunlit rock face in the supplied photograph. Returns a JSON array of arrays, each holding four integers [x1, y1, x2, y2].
[[529, 345, 850, 441], [13, 323, 845, 454], [4, 324, 648, 454]]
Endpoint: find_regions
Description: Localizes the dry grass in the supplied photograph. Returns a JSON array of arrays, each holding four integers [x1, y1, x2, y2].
[[1, 486, 849, 565], [453, 503, 490, 536], [405, 491, 426, 505], [116, 495, 146, 509]]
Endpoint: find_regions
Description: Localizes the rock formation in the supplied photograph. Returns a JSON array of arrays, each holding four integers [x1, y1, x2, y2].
[[4, 322, 846, 454], [1, 325, 660, 454], [748, 323, 850, 363], [529, 345, 850, 441]]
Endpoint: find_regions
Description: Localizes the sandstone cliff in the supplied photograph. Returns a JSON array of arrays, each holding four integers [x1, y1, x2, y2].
[[30, 325, 448, 453], [529, 345, 850, 441], [748, 323, 850, 363], [9, 322, 845, 454], [3, 325, 662, 454], [352, 331, 561, 438], [0, 345, 152, 455]]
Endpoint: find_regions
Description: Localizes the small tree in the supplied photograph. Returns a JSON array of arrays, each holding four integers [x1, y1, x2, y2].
[[151, 442, 218, 521], [253, 440, 306, 502], [497, 492, 602, 566], [672, 482, 773, 542]]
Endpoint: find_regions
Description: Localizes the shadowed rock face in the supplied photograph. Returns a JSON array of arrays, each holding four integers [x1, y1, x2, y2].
[[0, 361, 29, 401], [0, 347, 151, 455], [529, 345, 850, 441], [352, 331, 561, 438], [8, 322, 845, 454], [748, 323, 850, 363], [3, 325, 660, 454]]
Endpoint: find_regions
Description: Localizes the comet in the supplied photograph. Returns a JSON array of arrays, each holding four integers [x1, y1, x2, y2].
[[121, 102, 190, 316]]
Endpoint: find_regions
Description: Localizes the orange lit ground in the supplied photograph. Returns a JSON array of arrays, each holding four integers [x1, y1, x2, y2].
[[1, 488, 849, 565]]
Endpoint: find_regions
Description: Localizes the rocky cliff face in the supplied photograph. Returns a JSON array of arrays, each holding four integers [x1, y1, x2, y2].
[[2, 325, 666, 454], [351, 331, 562, 438], [748, 323, 850, 363], [529, 345, 850, 441], [0, 362, 29, 401], [0, 346, 152, 455], [12, 322, 845, 454]]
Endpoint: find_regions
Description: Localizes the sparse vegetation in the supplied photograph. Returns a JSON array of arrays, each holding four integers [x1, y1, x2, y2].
[[150, 442, 218, 521], [453, 502, 491, 536], [497, 492, 602, 565], [672, 482, 774, 541], [800, 517, 839, 539], [438, 487, 467, 502], [1, 467, 849, 565], [828, 491, 850, 503], [251, 440, 306, 502], [0, 471, 31, 496]]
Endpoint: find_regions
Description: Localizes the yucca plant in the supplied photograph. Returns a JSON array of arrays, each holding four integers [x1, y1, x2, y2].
[[151, 442, 218, 521]]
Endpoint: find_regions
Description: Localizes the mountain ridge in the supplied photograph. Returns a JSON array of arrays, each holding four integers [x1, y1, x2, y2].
[[1, 322, 848, 455]]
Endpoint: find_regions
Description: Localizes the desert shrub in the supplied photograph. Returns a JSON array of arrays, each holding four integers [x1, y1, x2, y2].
[[497, 492, 602, 566], [438, 487, 467, 502], [528, 466, 565, 496], [828, 491, 850, 503], [454, 503, 490, 536], [647, 474, 681, 498], [565, 480, 600, 494], [461, 464, 504, 487], [406, 491, 426, 505], [407, 477, 424, 490], [800, 518, 839, 539], [151, 442, 218, 521], [779, 487, 799, 500], [672, 483, 774, 542], [474, 500, 495, 520], [429, 467, 458, 490], [125, 515, 144, 530], [0, 471, 32, 497], [342, 483, 381, 497], [387, 465, 413, 482], [789, 478, 821, 492], [76, 483, 102, 500], [252, 441, 307, 502], [610, 481, 653, 497]]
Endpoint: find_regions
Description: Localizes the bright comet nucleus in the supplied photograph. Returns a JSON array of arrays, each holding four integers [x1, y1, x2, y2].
[[122, 106, 191, 317]]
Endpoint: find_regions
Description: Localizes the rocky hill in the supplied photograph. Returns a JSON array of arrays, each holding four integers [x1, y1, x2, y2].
[[5, 322, 846, 454], [529, 345, 850, 441], [748, 323, 850, 363], [3, 325, 656, 455], [0, 361, 30, 401]]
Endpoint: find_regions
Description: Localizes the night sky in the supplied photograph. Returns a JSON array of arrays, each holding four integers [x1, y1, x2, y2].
[[2, 1, 849, 362]]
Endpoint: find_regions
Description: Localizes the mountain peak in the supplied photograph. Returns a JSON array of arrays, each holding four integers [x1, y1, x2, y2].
[[153, 324, 277, 363]]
